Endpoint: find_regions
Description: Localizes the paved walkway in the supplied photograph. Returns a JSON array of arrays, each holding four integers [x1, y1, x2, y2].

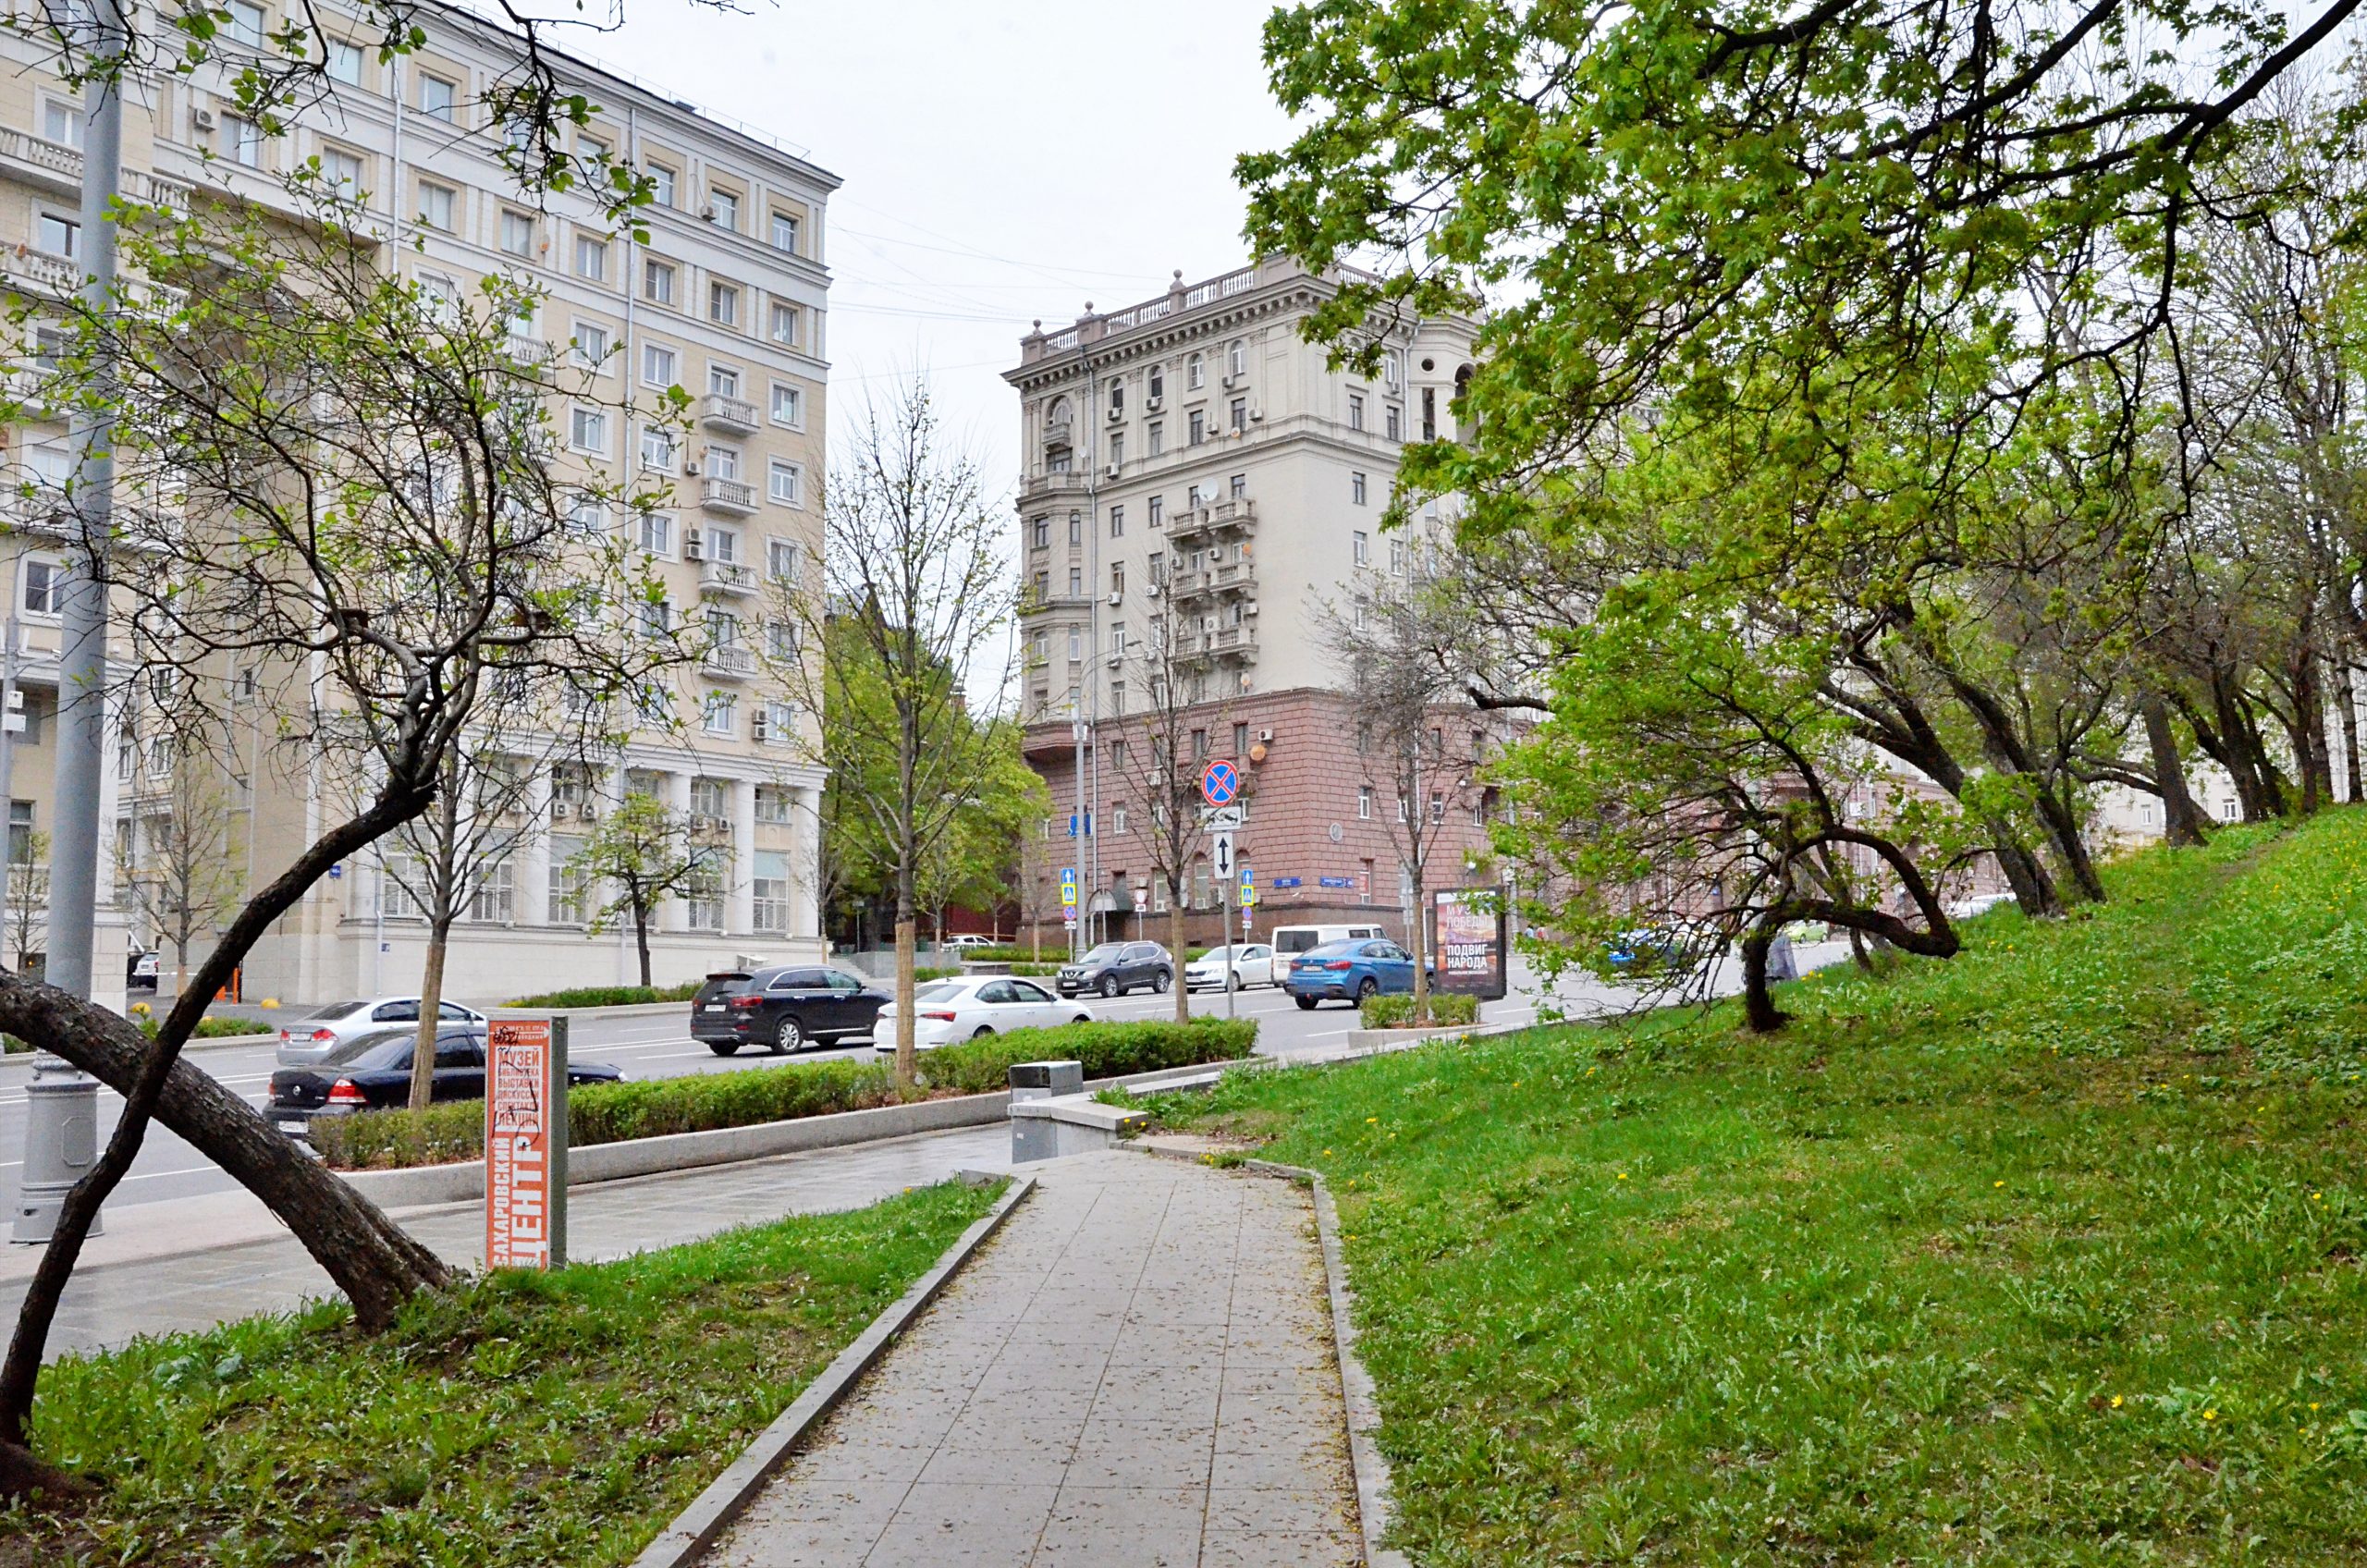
[[4, 1123, 1013, 1358], [706, 1149, 1362, 1568]]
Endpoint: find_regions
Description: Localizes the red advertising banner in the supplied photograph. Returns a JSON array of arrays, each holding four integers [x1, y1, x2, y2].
[[485, 1019, 561, 1269]]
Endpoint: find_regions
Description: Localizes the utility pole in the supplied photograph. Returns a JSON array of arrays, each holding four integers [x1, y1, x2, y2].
[[15, 6, 123, 1243]]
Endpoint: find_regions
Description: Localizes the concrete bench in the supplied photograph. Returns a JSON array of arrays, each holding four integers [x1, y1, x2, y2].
[[1009, 1060, 1151, 1162]]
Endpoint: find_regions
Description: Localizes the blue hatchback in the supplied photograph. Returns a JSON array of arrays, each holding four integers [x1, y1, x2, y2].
[[1285, 938, 1417, 1010]]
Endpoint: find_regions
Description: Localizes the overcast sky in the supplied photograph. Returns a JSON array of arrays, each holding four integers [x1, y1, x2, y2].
[[569, 0, 1296, 507]]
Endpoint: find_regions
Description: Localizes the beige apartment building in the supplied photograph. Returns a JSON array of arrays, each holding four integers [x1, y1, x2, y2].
[[1006, 258, 1496, 947], [0, 1, 837, 1002]]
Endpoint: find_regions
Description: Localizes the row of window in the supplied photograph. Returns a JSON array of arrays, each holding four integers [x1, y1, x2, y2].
[[1027, 475, 1250, 556], [379, 842, 797, 932], [562, 408, 805, 508], [560, 328, 807, 425], [186, 9, 814, 256]]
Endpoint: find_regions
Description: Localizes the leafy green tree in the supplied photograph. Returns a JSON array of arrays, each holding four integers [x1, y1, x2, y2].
[[571, 792, 717, 990]]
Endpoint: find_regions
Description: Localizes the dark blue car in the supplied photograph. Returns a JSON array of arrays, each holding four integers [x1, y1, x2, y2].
[[1285, 938, 1417, 1010]]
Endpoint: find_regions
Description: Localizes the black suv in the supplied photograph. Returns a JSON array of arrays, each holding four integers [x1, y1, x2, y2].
[[1056, 941, 1173, 998], [691, 966, 889, 1055]]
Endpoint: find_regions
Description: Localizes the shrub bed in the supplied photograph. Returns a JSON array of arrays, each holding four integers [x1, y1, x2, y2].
[[1358, 991, 1479, 1029], [128, 1012, 276, 1040], [502, 981, 706, 1009], [915, 1016, 1257, 1096], [310, 1018, 1258, 1170], [313, 1058, 905, 1170]]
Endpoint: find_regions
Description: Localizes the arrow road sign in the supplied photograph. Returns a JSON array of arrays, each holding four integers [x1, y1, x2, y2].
[[1212, 832, 1235, 880], [1199, 758, 1240, 806]]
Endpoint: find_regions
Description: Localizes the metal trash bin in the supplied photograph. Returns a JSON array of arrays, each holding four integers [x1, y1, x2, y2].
[[13, 1054, 102, 1243], [1010, 1060, 1083, 1163]]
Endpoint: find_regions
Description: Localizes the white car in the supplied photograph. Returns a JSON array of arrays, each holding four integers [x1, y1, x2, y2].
[[276, 996, 489, 1066], [873, 975, 1094, 1052], [1944, 891, 2017, 921], [1184, 943, 1277, 991], [941, 935, 997, 950]]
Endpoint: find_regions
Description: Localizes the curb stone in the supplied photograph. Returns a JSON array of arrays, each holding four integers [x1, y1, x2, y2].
[[1129, 1142, 1412, 1568], [626, 1175, 1036, 1568]]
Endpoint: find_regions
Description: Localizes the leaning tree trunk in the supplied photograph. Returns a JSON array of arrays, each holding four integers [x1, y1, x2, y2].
[[1988, 827, 2062, 918], [409, 912, 455, 1112], [2140, 692, 2210, 847]]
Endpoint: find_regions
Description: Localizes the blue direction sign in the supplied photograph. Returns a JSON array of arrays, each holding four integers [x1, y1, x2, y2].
[[1318, 876, 1355, 889], [1271, 876, 1303, 890], [1198, 758, 1241, 807]]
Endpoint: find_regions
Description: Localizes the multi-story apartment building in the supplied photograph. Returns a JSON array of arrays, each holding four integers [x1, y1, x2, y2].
[[1005, 258, 1500, 949], [0, 2, 836, 1002]]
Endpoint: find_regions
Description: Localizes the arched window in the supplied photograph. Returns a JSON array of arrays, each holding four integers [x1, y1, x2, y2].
[[1227, 339, 1245, 377], [1046, 396, 1072, 429], [1186, 352, 1204, 389]]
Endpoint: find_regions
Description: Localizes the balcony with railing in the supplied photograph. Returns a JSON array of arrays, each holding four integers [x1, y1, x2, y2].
[[1168, 497, 1257, 545], [1166, 556, 1257, 603], [699, 392, 760, 434], [700, 557, 759, 596], [700, 475, 758, 515], [1174, 623, 1259, 661], [703, 643, 756, 680]]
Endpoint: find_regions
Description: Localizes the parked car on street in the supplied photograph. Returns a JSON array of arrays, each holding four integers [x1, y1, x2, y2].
[[126, 950, 158, 990], [1056, 941, 1173, 998], [1283, 938, 1420, 1010], [691, 965, 889, 1055], [1945, 891, 2016, 921], [1269, 924, 1387, 959], [267, 1027, 622, 1135], [873, 975, 1094, 1052], [941, 935, 996, 951], [1184, 942, 1276, 991], [276, 997, 489, 1066]]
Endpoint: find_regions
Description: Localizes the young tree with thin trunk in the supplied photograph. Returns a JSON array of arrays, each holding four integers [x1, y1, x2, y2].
[[1105, 635, 1231, 1023], [778, 378, 1016, 1086], [114, 713, 244, 998], [0, 182, 683, 1496], [572, 790, 715, 990], [1320, 560, 1488, 1025], [6, 832, 46, 978]]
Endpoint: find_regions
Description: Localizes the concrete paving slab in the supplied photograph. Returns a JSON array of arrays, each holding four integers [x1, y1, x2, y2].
[[701, 1148, 1362, 1567]]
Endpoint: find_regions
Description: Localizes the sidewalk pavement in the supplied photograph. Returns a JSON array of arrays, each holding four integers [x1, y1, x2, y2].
[[705, 1148, 1362, 1568], [2, 1123, 1013, 1360]]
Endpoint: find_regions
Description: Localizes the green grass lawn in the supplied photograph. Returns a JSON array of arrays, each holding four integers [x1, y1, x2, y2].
[[1, 1181, 998, 1567], [1158, 812, 2367, 1564]]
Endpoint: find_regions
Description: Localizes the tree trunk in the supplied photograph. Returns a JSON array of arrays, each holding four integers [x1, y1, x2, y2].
[[1740, 922, 1788, 1034], [1989, 829, 2062, 918], [1408, 871, 1430, 1024], [893, 919, 917, 1087], [1170, 885, 1188, 1023], [408, 913, 454, 1113], [2140, 692, 2210, 847], [2032, 787, 2107, 904], [632, 892, 653, 989], [2336, 656, 2363, 806]]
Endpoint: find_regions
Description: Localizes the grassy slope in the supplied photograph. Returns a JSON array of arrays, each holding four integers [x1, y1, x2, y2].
[[1171, 813, 2367, 1565], [3, 1182, 997, 1568]]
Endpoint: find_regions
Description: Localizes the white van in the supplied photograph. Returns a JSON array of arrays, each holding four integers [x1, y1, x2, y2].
[[1269, 923, 1388, 958]]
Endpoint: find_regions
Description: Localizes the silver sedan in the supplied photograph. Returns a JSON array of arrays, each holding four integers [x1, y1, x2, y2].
[[275, 996, 488, 1066]]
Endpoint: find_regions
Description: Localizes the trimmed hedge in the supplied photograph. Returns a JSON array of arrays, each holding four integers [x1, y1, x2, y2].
[[1358, 992, 1479, 1029], [503, 982, 705, 1009], [129, 1014, 276, 1040], [313, 1057, 906, 1170], [309, 1017, 1259, 1170], [914, 1016, 1257, 1096]]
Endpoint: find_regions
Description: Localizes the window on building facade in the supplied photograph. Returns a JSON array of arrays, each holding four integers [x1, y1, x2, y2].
[[1030, 515, 1049, 550], [568, 406, 607, 454], [1110, 562, 1125, 595], [1148, 364, 1164, 400], [768, 459, 803, 507], [707, 447, 742, 484], [646, 161, 677, 207], [416, 180, 455, 231], [548, 838, 588, 925], [1108, 378, 1124, 418], [1349, 392, 1365, 430], [22, 558, 60, 617], [709, 363, 741, 398], [708, 281, 739, 326], [1228, 339, 1246, 377], [1230, 473, 1247, 499], [637, 511, 674, 557], [644, 257, 676, 305], [769, 383, 803, 428], [325, 39, 362, 81], [684, 854, 725, 931], [1147, 495, 1164, 529], [467, 859, 515, 923], [224, 116, 263, 166], [643, 341, 677, 387], [574, 233, 607, 280], [701, 692, 736, 737], [1352, 472, 1367, 506], [639, 424, 678, 473], [1386, 403, 1402, 441], [35, 213, 78, 260], [767, 537, 801, 582], [1067, 512, 1082, 546], [40, 97, 80, 148], [1186, 351, 1205, 389], [769, 301, 799, 346], [1188, 410, 1205, 446], [757, 697, 796, 742], [1109, 505, 1123, 538], [1391, 537, 1408, 574], [420, 73, 456, 121], [770, 211, 800, 253], [322, 148, 364, 201], [1147, 421, 1163, 457], [753, 849, 791, 932], [570, 319, 609, 369], [227, 0, 264, 43], [708, 188, 740, 228], [1229, 398, 1246, 433]]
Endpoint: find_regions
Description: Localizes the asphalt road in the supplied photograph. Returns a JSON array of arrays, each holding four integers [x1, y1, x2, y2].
[[0, 946, 1842, 1217]]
